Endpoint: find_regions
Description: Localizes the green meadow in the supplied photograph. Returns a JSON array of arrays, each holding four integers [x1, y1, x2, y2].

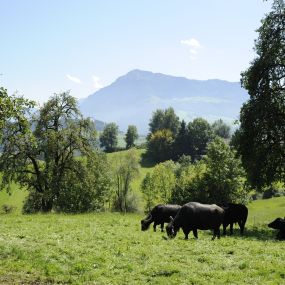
[[0, 150, 284, 284], [0, 182, 285, 285]]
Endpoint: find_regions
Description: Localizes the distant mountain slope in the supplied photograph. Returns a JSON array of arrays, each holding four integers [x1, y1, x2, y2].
[[80, 69, 248, 134]]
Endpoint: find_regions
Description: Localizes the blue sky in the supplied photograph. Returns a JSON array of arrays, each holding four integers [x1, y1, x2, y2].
[[1, 0, 272, 103]]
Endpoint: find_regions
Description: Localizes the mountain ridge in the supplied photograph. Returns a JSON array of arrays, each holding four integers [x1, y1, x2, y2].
[[80, 69, 248, 134]]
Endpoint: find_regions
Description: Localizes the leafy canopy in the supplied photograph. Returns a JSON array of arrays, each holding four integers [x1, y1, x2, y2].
[[0, 91, 111, 213], [235, 0, 285, 189]]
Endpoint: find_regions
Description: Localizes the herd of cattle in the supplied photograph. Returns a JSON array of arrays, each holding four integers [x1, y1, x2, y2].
[[141, 202, 285, 240]]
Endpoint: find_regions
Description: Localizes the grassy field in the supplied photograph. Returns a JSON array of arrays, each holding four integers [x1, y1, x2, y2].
[[0, 196, 284, 284], [0, 150, 284, 284]]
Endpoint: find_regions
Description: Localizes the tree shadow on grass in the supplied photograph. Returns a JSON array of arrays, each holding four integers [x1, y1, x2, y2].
[[161, 228, 281, 242], [242, 227, 280, 241], [222, 227, 278, 242], [199, 227, 278, 242]]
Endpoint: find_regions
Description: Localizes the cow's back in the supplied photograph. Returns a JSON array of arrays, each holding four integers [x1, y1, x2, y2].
[[176, 202, 224, 230], [151, 204, 181, 223]]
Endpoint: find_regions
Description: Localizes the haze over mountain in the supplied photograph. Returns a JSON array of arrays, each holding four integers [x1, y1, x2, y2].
[[80, 70, 249, 134]]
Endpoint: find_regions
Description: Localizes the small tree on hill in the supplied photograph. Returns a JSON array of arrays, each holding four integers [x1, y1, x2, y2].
[[100, 122, 119, 152], [125, 125, 138, 149]]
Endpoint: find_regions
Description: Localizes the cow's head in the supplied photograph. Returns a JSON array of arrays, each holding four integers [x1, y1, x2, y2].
[[268, 218, 284, 230], [141, 215, 152, 231], [141, 219, 149, 231], [166, 216, 177, 239]]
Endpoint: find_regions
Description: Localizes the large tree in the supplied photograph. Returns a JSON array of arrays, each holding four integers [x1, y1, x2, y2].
[[235, 0, 285, 189], [0, 91, 111, 212]]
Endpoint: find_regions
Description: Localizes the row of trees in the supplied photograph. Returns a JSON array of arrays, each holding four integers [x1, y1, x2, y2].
[[99, 123, 139, 152], [147, 107, 231, 162], [142, 137, 247, 211]]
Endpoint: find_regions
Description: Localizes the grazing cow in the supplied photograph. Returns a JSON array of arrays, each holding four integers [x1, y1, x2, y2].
[[268, 218, 285, 240], [219, 203, 248, 235], [166, 202, 224, 240], [141, 204, 181, 232]]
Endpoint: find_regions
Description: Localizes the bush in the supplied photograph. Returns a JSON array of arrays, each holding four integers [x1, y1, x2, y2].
[[262, 187, 277, 199], [22, 191, 43, 214], [1, 204, 15, 214]]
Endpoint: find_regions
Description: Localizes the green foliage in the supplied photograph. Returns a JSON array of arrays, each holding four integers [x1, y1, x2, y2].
[[141, 160, 176, 210], [0, 198, 285, 284], [0, 87, 35, 141], [141, 173, 156, 212], [147, 129, 174, 162], [54, 153, 112, 213], [202, 137, 248, 203], [0, 91, 111, 213], [125, 125, 139, 149], [166, 138, 248, 205], [212, 119, 231, 139], [236, 1, 285, 189], [112, 149, 140, 212], [187, 117, 214, 160], [148, 107, 180, 136], [173, 120, 189, 160], [171, 161, 206, 204], [99, 122, 119, 152]]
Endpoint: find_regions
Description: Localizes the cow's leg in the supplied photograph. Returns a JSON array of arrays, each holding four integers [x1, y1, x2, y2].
[[223, 223, 227, 235], [217, 228, 221, 239], [160, 223, 164, 232], [230, 223, 233, 235], [182, 228, 190, 240], [238, 220, 245, 235], [212, 227, 220, 240], [153, 222, 157, 232], [193, 229, 198, 239]]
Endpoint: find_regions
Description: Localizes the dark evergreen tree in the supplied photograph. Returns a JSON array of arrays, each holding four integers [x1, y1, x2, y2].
[[173, 120, 189, 159]]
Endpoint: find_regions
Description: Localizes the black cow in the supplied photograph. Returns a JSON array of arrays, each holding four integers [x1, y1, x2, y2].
[[268, 218, 285, 240], [166, 202, 224, 240], [219, 203, 248, 235], [141, 204, 181, 232]]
